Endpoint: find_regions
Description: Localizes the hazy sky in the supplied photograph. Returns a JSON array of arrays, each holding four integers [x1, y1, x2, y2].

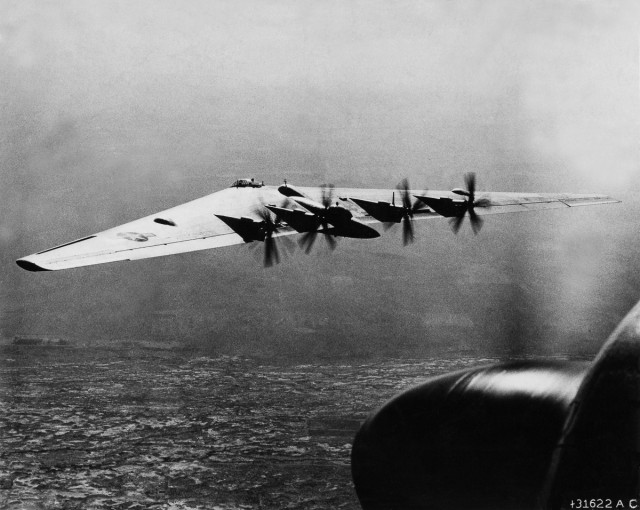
[[1, 1, 638, 358]]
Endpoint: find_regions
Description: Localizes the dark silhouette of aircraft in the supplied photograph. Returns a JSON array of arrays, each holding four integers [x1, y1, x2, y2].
[[16, 176, 616, 271], [352, 298, 640, 509]]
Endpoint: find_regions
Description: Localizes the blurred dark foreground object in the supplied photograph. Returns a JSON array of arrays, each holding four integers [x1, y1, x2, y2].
[[352, 301, 640, 510]]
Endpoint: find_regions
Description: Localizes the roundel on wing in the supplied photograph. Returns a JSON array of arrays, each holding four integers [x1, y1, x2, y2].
[[117, 232, 150, 242]]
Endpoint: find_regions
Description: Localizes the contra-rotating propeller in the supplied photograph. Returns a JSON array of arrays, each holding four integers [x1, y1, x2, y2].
[[396, 178, 427, 245], [450, 172, 491, 234], [254, 206, 295, 267], [298, 184, 338, 254]]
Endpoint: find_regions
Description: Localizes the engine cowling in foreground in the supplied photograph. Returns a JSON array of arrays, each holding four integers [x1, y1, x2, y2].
[[352, 301, 640, 510]]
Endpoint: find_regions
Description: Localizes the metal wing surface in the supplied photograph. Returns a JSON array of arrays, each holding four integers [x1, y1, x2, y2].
[[17, 186, 294, 271], [338, 188, 619, 223], [16, 184, 618, 271]]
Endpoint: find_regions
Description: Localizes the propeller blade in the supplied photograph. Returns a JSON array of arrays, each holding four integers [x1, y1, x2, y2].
[[449, 214, 465, 234], [325, 234, 338, 251], [397, 178, 409, 191], [468, 208, 483, 235], [465, 172, 476, 198], [264, 235, 280, 267], [253, 205, 281, 266], [402, 217, 414, 245], [321, 184, 335, 209], [396, 179, 426, 245], [299, 230, 318, 254], [397, 178, 412, 211]]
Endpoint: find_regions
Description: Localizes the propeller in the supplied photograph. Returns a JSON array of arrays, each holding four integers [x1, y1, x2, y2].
[[298, 184, 338, 254], [254, 206, 294, 267], [396, 178, 427, 245], [450, 172, 491, 235]]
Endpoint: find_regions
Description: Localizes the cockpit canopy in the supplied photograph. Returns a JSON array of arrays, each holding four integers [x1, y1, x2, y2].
[[231, 178, 263, 188]]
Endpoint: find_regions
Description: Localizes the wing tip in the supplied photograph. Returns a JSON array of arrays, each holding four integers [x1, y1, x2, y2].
[[16, 258, 51, 272], [565, 197, 621, 207]]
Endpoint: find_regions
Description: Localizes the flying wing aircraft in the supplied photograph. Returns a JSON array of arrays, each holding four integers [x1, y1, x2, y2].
[[16, 174, 618, 272]]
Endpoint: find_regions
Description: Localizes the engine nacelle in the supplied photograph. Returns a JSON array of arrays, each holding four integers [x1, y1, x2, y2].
[[451, 187, 470, 196], [352, 300, 640, 509], [327, 205, 353, 222]]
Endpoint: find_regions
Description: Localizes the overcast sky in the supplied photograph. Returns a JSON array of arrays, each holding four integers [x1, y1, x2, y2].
[[1, 1, 638, 359]]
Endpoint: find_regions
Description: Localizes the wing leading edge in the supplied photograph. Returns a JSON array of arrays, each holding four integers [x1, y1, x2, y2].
[[16, 184, 619, 271]]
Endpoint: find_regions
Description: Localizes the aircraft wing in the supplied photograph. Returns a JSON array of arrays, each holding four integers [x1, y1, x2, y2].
[[16, 185, 296, 272], [338, 188, 619, 222], [16, 183, 618, 272]]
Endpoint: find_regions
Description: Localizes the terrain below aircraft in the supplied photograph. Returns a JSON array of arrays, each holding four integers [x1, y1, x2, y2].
[[17, 175, 617, 271], [352, 298, 640, 510]]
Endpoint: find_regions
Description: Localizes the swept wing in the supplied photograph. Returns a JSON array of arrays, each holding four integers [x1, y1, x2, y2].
[[16, 184, 618, 271]]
